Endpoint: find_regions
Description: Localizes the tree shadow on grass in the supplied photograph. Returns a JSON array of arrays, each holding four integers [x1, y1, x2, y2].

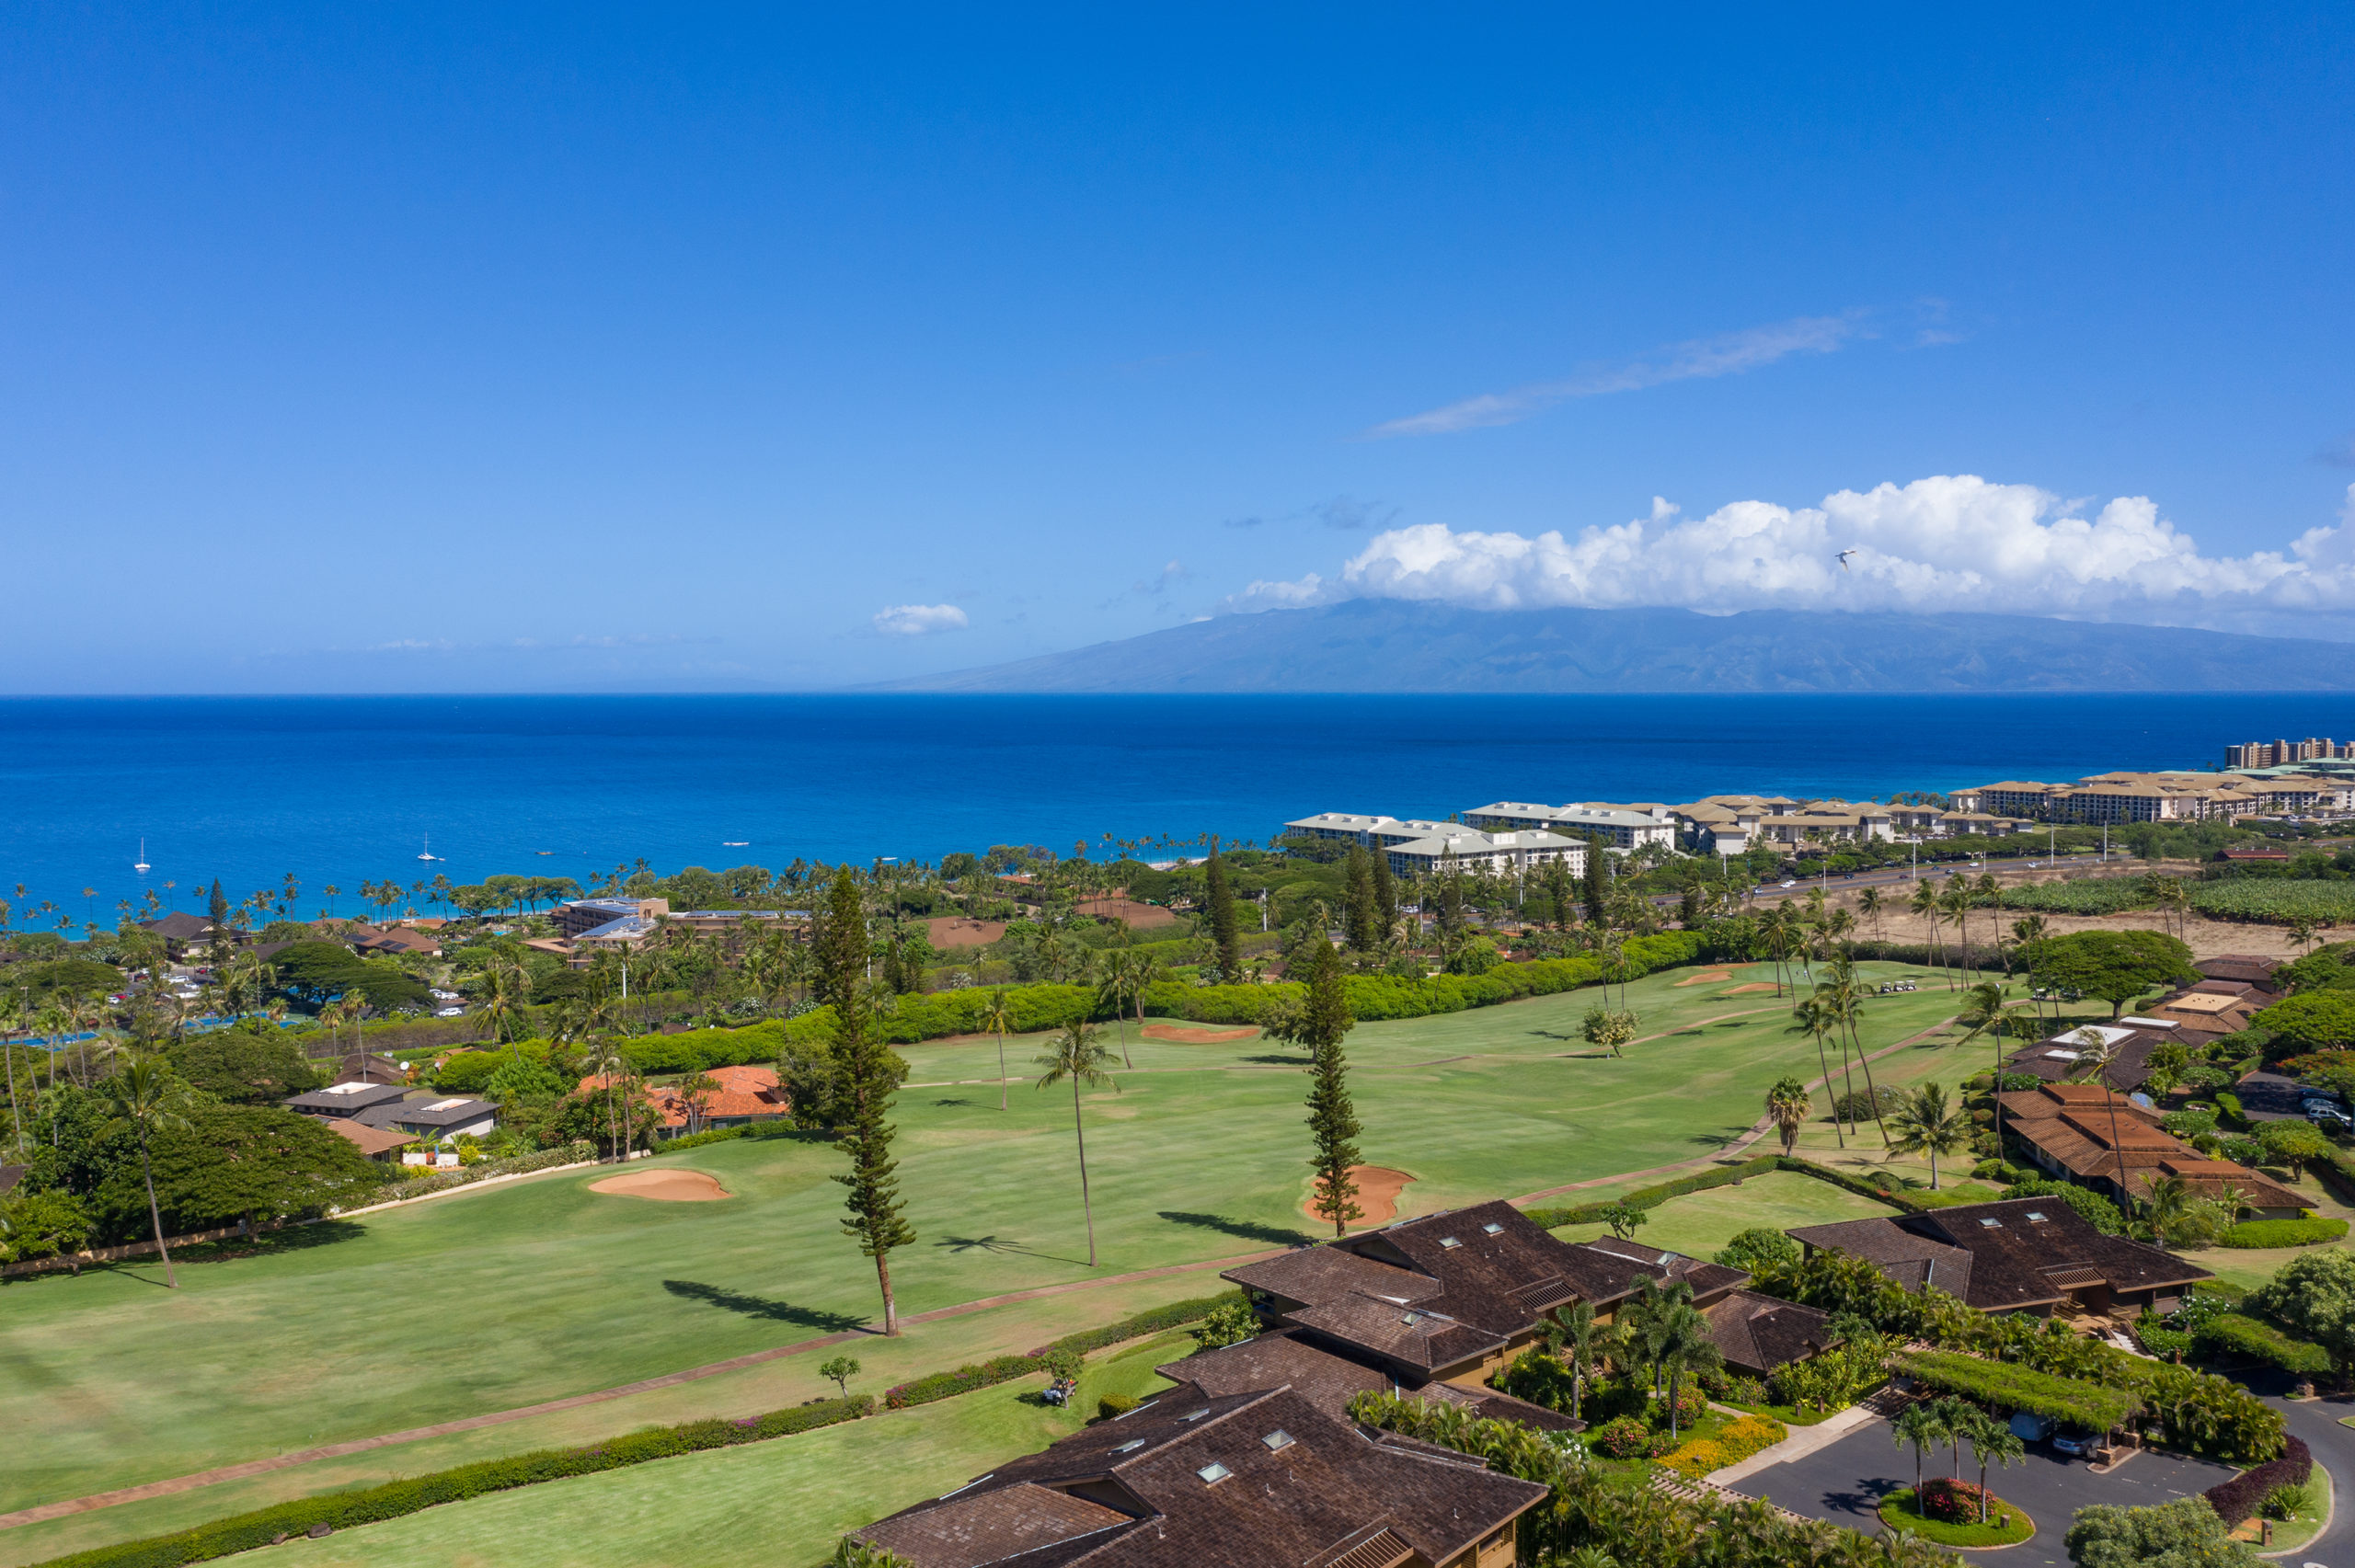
[[1241, 1053, 1309, 1066], [1687, 1129, 1745, 1149], [933, 1097, 979, 1107], [933, 1234, 1091, 1266], [661, 1279, 869, 1333], [1158, 1210, 1316, 1247]]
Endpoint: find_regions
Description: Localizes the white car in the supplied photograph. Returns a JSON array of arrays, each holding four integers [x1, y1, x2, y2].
[[434, 1005, 465, 1018], [1778, 879, 1796, 888], [430, 989, 460, 1001]]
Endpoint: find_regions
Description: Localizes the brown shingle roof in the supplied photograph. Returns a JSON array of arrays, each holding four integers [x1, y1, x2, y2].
[[856, 1386, 1547, 1568], [1705, 1289, 1832, 1375], [1796, 1199, 2207, 1311]]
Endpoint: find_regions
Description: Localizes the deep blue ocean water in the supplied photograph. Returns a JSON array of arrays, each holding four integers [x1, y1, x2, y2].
[[6, 693, 2355, 921]]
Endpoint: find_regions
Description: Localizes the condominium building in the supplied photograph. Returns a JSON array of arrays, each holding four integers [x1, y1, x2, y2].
[[1382, 828, 1585, 881], [1280, 812, 1460, 850], [2224, 737, 2355, 768], [1461, 801, 1677, 851]]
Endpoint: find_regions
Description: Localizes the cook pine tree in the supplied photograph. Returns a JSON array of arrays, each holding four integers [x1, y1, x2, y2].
[[833, 985, 915, 1333], [1301, 937, 1364, 1237], [1204, 838, 1243, 980]]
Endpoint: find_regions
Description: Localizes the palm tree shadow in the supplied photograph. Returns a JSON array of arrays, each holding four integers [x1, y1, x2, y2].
[[1687, 1130, 1743, 1149], [1241, 1053, 1309, 1066], [1159, 1210, 1316, 1247], [661, 1279, 869, 1333], [933, 1234, 1091, 1266]]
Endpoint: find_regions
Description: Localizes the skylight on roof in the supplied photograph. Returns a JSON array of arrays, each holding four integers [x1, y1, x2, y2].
[[1180, 1408, 1210, 1422], [1261, 1429, 1294, 1450], [1979, 1218, 2004, 1228], [1197, 1462, 1232, 1484], [1401, 1311, 1421, 1325], [1439, 1236, 1461, 1248], [1113, 1439, 1145, 1453], [2026, 1212, 2049, 1222], [1482, 1222, 1503, 1234]]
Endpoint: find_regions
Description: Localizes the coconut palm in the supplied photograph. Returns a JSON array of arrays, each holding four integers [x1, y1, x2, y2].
[[1818, 961, 1890, 1147], [1961, 1413, 2024, 1522], [1859, 885, 1886, 941], [1885, 1082, 1972, 1189], [1545, 1299, 1605, 1423], [1891, 1400, 1948, 1494], [2144, 1173, 2196, 1245], [1035, 1019, 1120, 1267], [578, 1035, 634, 1162], [1909, 880, 1942, 967], [1765, 1075, 1812, 1156], [980, 988, 1016, 1111], [99, 1056, 196, 1288], [1787, 996, 1848, 1148], [1655, 1301, 1723, 1443]]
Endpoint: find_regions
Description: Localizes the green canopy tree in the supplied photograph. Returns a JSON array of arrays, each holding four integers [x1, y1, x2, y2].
[[2022, 930, 2198, 1019], [1342, 846, 1377, 953], [167, 1025, 326, 1106], [98, 1057, 198, 1288], [146, 1104, 383, 1231], [2254, 990, 2355, 1057]]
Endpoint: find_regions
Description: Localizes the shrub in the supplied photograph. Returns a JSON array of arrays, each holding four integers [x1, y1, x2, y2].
[[2161, 1108, 2219, 1139], [1661, 1413, 1787, 1477], [1714, 1228, 1800, 1273], [2002, 1177, 2125, 1235], [1895, 1350, 2139, 1432], [1589, 1415, 1651, 1459], [1918, 1476, 1990, 1524], [2191, 1314, 2334, 1377], [2203, 1434, 2312, 1525], [2223, 1217, 2347, 1249], [2260, 1480, 2315, 1521], [1659, 1439, 1725, 1478], [2069, 1497, 2253, 1568], [373, 1142, 596, 1205], [2214, 1091, 2247, 1128], [1097, 1393, 1137, 1420], [1193, 1299, 1258, 1349], [1832, 1085, 1906, 1123]]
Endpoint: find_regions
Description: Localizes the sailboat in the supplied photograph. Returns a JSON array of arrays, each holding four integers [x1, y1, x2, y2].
[[133, 839, 151, 875], [417, 833, 441, 863]]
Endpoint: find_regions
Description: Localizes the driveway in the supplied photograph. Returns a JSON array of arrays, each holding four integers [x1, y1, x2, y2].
[[1739, 1414, 2235, 1563], [2239, 1071, 2309, 1124], [2250, 1374, 2355, 1566]]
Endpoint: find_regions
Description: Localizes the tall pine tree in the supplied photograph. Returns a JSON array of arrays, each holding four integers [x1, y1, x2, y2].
[[813, 866, 867, 1012], [1343, 846, 1377, 952], [1371, 853, 1397, 944], [1301, 937, 1363, 1236], [1580, 836, 1608, 923], [1544, 857, 1576, 932], [832, 985, 915, 1333], [1204, 839, 1242, 980]]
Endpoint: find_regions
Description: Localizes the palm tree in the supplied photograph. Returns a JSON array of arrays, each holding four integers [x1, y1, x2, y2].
[[1961, 1413, 2024, 1522], [1619, 1276, 1686, 1398], [100, 1056, 196, 1288], [1891, 1400, 1948, 1494], [980, 988, 1016, 1111], [1765, 1075, 1812, 1156], [1656, 1301, 1722, 1443], [1953, 979, 2011, 1147], [1885, 1082, 1972, 1188], [1035, 1019, 1120, 1267], [2144, 1173, 2195, 1246], [1545, 1299, 1604, 1423], [1909, 880, 1942, 969], [2064, 1027, 2137, 1215], [579, 1036, 633, 1162], [1819, 961, 1890, 1147], [1859, 886, 1886, 941], [1788, 997, 1847, 1148]]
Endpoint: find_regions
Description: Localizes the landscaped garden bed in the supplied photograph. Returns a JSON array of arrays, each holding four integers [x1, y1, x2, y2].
[[1877, 1482, 2034, 1548]]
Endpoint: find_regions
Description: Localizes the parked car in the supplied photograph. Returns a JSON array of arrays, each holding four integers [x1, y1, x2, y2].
[[2051, 1426, 2098, 1457], [2306, 1103, 2353, 1133], [434, 1006, 465, 1018], [2009, 1412, 2055, 1443]]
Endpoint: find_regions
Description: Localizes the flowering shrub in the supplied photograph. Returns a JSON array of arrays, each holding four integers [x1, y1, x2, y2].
[[1590, 1416, 1651, 1459], [1660, 1440, 1725, 1478], [1920, 1477, 1990, 1523]]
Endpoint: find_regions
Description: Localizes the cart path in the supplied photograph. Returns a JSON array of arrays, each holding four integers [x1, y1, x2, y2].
[[5, 1001, 1970, 1534]]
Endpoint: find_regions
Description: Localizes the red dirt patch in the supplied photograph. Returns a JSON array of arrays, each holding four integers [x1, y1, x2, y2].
[[1141, 1024, 1258, 1043], [1304, 1165, 1416, 1227], [1673, 969, 1735, 987], [1722, 982, 1784, 995], [1076, 897, 1179, 929], [926, 916, 1005, 950], [588, 1169, 730, 1202]]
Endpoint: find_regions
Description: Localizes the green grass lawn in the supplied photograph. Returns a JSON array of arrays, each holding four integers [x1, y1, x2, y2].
[[1545, 1170, 1896, 1255], [0, 960, 1967, 1553]]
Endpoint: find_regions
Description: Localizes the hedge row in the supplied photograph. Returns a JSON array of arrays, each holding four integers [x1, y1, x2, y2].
[[33, 1395, 875, 1568], [367, 1142, 596, 1206], [881, 1289, 1242, 1410], [2222, 1217, 2348, 1250], [2204, 1435, 2314, 1526], [1895, 1350, 2140, 1432], [2191, 1314, 2334, 1377], [1522, 1156, 1924, 1231]]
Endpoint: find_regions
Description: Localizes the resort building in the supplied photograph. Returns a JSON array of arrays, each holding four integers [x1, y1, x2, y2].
[[1990, 1082, 2303, 1218], [852, 1381, 1549, 1568], [2225, 737, 2355, 768], [1461, 801, 1677, 852], [1787, 1196, 2211, 1318], [1280, 813, 1459, 849], [547, 897, 788, 967], [1380, 829, 1585, 881]]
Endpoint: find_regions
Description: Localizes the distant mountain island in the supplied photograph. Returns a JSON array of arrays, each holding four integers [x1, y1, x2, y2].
[[872, 603, 2355, 692]]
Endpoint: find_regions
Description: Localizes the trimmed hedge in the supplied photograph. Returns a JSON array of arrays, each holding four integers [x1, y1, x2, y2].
[[2204, 1435, 2313, 1526], [369, 1142, 596, 1205], [1896, 1350, 2139, 1432], [2223, 1217, 2348, 1249], [883, 1289, 1242, 1410], [2190, 1314, 2334, 1377], [29, 1395, 874, 1568]]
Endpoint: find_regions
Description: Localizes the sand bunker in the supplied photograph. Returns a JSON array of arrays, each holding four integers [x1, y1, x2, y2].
[[589, 1169, 731, 1202], [1142, 1024, 1258, 1044], [1304, 1165, 1416, 1227], [1672, 969, 1734, 987], [1722, 982, 1784, 995]]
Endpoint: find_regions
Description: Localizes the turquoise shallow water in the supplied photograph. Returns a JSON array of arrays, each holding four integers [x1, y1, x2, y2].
[[3, 692, 2351, 919]]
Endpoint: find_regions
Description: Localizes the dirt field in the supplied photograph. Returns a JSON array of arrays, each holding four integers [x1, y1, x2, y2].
[[1074, 897, 1179, 929], [588, 1169, 731, 1202], [925, 917, 1006, 950], [1139, 1024, 1258, 1044], [1303, 1164, 1416, 1227]]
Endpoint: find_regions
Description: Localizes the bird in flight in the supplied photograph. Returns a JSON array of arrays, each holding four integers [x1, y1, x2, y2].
[[1834, 549, 1858, 570]]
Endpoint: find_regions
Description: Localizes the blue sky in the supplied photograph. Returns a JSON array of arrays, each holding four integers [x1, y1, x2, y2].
[[4, 5, 2352, 691]]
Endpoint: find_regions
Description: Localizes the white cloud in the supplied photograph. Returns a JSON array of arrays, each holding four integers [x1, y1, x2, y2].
[[1366, 313, 1869, 439], [872, 603, 970, 635], [1234, 477, 2355, 631]]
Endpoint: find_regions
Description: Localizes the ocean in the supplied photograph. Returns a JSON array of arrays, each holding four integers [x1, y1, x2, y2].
[[5, 692, 2354, 921]]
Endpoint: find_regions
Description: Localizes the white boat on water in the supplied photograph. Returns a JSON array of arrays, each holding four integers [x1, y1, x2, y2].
[[418, 833, 441, 863], [133, 838, 151, 875]]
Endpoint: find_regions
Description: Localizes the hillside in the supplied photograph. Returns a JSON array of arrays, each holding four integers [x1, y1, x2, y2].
[[872, 603, 2355, 692]]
